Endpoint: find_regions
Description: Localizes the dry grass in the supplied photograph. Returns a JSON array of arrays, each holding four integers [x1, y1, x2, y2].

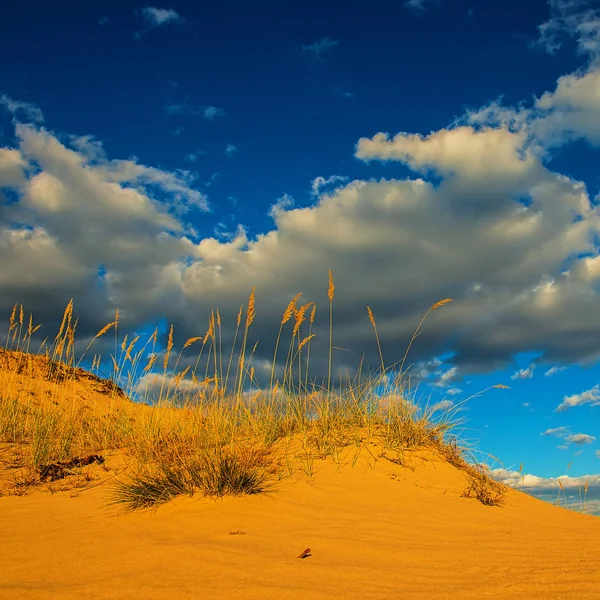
[[0, 279, 542, 511]]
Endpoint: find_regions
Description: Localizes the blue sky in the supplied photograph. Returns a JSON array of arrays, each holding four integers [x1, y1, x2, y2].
[[1, 0, 600, 515]]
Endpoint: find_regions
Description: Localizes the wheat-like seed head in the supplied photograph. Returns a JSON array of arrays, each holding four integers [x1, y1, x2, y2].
[[192, 373, 198, 385], [94, 321, 117, 340], [115, 308, 119, 323], [9, 304, 16, 330], [251, 340, 259, 354], [309, 304, 316, 325], [272, 381, 279, 397], [216, 309, 221, 328], [431, 298, 452, 310], [149, 327, 158, 345], [121, 334, 128, 353], [293, 303, 312, 337], [557, 478, 565, 492], [250, 366, 255, 381], [328, 270, 335, 302], [144, 354, 158, 373], [236, 305, 243, 327], [298, 334, 316, 351], [124, 336, 140, 363], [67, 322, 76, 353], [55, 300, 73, 343], [207, 312, 215, 340], [183, 336, 203, 349], [19, 304, 23, 326], [163, 325, 174, 369], [111, 355, 118, 374], [282, 293, 302, 325], [173, 365, 191, 386], [367, 306, 376, 329], [246, 287, 256, 327]]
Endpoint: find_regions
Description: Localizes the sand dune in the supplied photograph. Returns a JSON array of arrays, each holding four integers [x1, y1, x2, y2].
[[1, 349, 599, 599], [2, 443, 599, 599]]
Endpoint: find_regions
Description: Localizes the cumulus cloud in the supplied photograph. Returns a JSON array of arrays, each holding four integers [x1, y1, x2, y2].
[[225, 143, 237, 157], [4, 49, 600, 399], [0, 119, 208, 339]]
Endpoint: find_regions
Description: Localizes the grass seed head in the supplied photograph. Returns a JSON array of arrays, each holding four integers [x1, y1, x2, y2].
[[431, 298, 452, 310], [282, 293, 302, 325], [246, 287, 256, 328]]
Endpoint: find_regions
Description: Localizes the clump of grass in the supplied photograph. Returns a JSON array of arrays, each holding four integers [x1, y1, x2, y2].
[[0, 276, 512, 509], [112, 444, 276, 510], [461, 463, 508, 507]]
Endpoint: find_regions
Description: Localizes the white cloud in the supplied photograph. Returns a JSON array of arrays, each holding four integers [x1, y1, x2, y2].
[[0, 148, 28, 187], [565, 433, 596, 444], [511, 364, 536, 380], [5, 55, 600, 392], [446, 387, 462, 396], [556, 385, 600, 412], [533, 68, 600, 146], [491, 466, 600, 490], [225, 143, 237, 157], [545, 365, 566, 376], [533, 0, 600, 62], [0, 120, 208, 331], [141, 6, 183, 26], [0, 95, 44, 123], [135, 6, 184, 39], [311, 175, 348, 197], [541, 426, 571, 437], [268, 193, 295, 219], [430, 399, 454, 412]]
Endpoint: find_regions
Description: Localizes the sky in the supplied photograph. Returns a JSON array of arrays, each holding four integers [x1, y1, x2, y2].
[[1, 0, 600, 515]]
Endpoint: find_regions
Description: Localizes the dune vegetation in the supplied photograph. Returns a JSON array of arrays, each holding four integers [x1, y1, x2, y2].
[[0, 270, 523, 511]]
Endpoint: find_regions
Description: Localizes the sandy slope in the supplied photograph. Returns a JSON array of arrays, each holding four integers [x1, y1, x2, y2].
[[2, 444, 599, 600]]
